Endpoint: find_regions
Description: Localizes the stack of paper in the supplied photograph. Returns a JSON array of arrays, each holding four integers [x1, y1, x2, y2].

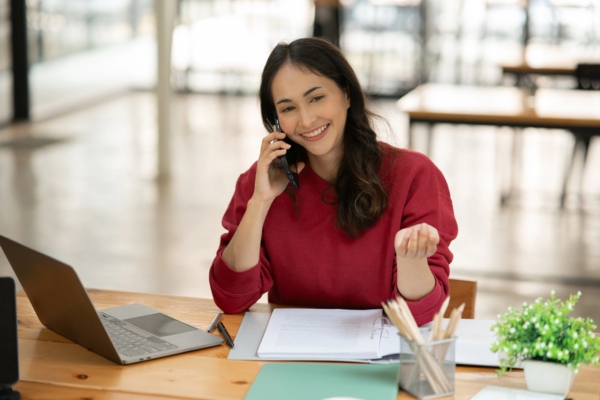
[[257, 308, 384, 360], [230, 308, 500, 366]]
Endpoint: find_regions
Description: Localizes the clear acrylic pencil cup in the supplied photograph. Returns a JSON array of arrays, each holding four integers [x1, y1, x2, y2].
[[397, 334, 456, 399]]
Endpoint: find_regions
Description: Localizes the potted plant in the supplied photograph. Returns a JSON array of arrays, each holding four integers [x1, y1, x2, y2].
[[490, 291, 600, 396]]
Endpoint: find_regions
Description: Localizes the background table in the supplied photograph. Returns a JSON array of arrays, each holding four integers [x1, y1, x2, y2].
[[396, 83, 600, 206], [501, 61, 577, 87], [501, 62, 577, 77], [397, 83, 600, 135], [14, 289, 600, 399]]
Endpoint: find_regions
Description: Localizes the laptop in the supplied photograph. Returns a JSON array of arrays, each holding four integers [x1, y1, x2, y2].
[[0, 234, 223, 365]]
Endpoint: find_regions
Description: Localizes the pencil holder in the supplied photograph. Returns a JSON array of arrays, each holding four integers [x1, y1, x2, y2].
[[397, 334, 456, 399]]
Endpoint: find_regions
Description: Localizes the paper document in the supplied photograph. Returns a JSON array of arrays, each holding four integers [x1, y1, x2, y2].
[[471, 386, 564, 400], [452, 319, 499, 366], [257, 308, 385, 359], [252, 308, 500, 366]]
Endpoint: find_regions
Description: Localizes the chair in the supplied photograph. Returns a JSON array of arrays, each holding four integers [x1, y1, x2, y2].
[[559, 63, 600, 207], [575, 63, 600, 90], [444, 278, 477, 319]]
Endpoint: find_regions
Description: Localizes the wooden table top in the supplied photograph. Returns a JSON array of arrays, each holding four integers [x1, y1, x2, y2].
[[396, 83, 600, 129], [13, 289, 600, 399], [501, 62, 577, 76], [499, 48, 600, 76]]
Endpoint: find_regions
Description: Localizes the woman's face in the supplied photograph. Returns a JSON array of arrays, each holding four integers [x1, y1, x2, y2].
[[271, 63, 350, 165]]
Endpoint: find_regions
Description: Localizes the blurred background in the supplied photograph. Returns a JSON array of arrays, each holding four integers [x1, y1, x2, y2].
[[1, 0, 599, 323]]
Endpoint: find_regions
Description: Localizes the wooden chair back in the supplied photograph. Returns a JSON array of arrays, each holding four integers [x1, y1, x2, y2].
[[444, 278, 477, 319], [576, 63, 600, 90]]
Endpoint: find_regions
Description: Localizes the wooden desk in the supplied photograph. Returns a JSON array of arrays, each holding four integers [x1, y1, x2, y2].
[[397, 83, 600, 205], [13, 289, 600, 399]]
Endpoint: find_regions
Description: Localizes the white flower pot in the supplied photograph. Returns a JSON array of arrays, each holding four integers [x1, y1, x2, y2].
[[522, 359, 576, 396]]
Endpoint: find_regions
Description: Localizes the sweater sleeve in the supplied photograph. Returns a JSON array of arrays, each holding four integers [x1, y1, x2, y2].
[[208, 165, 275, 314], [392, 154, 459, 326]]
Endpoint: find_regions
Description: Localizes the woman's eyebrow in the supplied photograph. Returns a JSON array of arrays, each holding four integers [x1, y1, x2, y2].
[[275, 86, 323, 105], [303, 86, 322, 97]]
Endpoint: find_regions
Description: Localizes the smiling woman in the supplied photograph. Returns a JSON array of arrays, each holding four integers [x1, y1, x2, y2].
[[209, 38, 458, 326]]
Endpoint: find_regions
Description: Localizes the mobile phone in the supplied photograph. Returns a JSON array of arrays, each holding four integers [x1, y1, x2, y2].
[[274, 115, 299, 189]]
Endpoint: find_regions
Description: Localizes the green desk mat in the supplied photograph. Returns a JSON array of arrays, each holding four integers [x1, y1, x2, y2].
[[244, 363, 398, 400]]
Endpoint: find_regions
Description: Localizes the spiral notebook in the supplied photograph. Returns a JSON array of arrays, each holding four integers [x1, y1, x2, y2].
[[230, 308, 500, 366], [256, 308, 395, 360]]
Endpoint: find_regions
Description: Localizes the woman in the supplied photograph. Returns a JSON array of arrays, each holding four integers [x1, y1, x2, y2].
[[209, 37, 458, 325]]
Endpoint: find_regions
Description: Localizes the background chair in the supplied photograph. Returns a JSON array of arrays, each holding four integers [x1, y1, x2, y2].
[[560, 63, 600, 207], [575, 63, 600, 90], [445, 278, 477, 319]]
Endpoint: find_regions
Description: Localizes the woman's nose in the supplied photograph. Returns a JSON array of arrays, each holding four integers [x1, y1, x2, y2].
[[298, 107, 316, 129]]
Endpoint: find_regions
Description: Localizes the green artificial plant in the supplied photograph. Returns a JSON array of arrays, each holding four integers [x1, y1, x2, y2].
[[491, 291, 600, 376]]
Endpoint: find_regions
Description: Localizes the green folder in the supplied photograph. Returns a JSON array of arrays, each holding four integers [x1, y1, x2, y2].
[[244, 363, 399, 400]]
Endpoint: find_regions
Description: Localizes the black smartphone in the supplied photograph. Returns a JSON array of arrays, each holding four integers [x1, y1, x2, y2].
[[274, 115, 299, 189]]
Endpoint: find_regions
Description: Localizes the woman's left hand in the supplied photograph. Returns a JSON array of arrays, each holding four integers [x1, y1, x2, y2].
[[394, 223, 439, 260]]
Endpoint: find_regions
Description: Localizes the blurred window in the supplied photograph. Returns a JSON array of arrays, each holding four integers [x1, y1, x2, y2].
[[27, 0, 154, 64], [24, 0, 155, 119]]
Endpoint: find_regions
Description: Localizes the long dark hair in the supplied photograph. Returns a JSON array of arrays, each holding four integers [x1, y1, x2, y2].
[[259, 37, 388, 238]]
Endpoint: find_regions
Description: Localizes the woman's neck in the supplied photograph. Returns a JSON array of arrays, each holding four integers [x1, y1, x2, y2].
[[307, 152, 341, 184]]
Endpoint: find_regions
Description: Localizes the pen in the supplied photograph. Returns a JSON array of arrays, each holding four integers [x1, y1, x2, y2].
[[206, 312, 223, 332], [217, 321, 234, 348]]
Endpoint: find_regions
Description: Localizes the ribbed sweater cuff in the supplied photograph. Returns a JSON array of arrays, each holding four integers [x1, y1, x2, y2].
[[212, 251, 261, 296]]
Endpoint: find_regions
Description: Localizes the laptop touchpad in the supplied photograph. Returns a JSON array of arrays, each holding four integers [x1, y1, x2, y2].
[[124, 313, 196, 337]]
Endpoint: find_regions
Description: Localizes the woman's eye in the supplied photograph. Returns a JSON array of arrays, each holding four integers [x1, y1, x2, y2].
[[280, 106, 295, 113], [311, 95, 324, 103]]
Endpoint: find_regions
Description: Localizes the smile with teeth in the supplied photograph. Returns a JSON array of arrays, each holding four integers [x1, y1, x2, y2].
[[300, 124, 328, 138]]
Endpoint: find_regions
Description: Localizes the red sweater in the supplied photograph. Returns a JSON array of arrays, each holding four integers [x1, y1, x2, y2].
[[209, 143, 458, 325]]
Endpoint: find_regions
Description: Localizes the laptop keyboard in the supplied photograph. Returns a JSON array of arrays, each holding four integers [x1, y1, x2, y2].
[[99, 313, 178, 358]]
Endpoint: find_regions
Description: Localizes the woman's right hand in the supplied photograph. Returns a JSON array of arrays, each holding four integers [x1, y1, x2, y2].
[[253, 131, 304, 203], [223, 130, 300, 272]]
